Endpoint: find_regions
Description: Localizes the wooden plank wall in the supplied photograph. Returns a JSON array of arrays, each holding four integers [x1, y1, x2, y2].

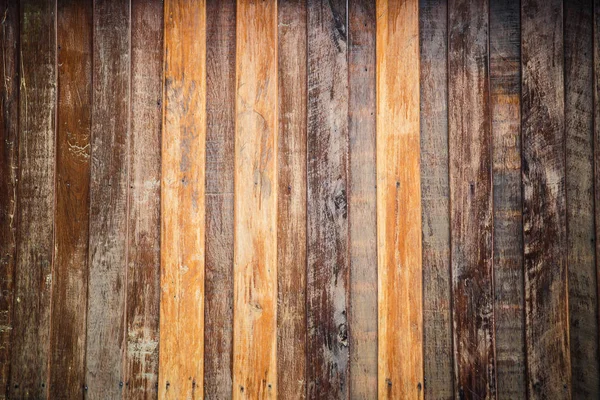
[[1, 1, 600, 399]]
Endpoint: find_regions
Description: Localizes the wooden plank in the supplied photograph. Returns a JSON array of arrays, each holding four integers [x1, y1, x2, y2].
[[565, 1, 598, 398], [348, 0, 377, 398], [522, 0, 571, 398], [489, 0, 525, 398], [160, 0, 206, 398], [306, 0, 349, 397], [0, 1, 18, 398], [85, 0, 130, 397], [9, 0, 56, 397], [448, 0, 495, 397], [233, 1, 277, 397], [277, 0, 307, 398], [49, 0, 92, 398], [125, 0, 162, 397], [596, 3, 600, 392], [204, 0, 235, 398], [419, 0, 453, 398], [376, 0, 422, 398]]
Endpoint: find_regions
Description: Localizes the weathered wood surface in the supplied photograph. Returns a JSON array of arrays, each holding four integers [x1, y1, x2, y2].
[[419, 0, 453, 398], [349, 0, 377, 398], [596, 4, 600, 395], [50, 1, 92, 398], [277, 0, 307, 398], [10, 1, 56, 398], [205, 0, 235, 398], [522, 0, 571, 398], [306, 0, 349, 397], [160, 0, 206, 398]]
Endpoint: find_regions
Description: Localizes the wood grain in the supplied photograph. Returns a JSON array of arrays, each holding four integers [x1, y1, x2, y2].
[[49, 1, 92, 398], [160, 0, 206, 398], [419, 0, 453, 398], [233, 1, 277, 397], [489, 0, 525, 398], [376, 1, 422, 398], [596, 3, 600, 391], [10, 0, 56, 397], [277, 0, 307, 398], [522, 0, 571, 398], [204, 0, 235, 397], [306, 0, 349, 397], [125, 0, 162, 397]]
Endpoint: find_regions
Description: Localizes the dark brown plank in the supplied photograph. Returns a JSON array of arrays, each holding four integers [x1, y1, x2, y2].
[[0, 1, 18, 398], [124, 0, 162, 397], [10, 1, 56, 397], [204, 0, 235, 397], [522, 0, 571, 398], [49, 1, 92, 398], [419, 0, 453, 398], [489, 0, 525, 398], [348, 0, 376, 397], [307, 0, 349, 397], [448, 0, 495, 397], [85, 0, 130, 397], [596, 3, 600, 394], [277, 0, 307, 398]]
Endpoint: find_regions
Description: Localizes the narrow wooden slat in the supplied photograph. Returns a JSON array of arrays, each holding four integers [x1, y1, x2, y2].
[[125, 0, 162, 397], [160, 0, 205, 398], [86, 0, 130, 397], [489, 0, 525, 398], [233, 1, 277, 397], [522, 0, 571, 398], [596, 3, 600, 389], [306, 0, 349, 397], [419, 0, 453, 397], [376, 0, 422, 398], [49, 0, 92, 398], [204, 0, 235, 397], [348, 0, 377, 397], [10, 0, 56, 397], [277, 0, 307, 398], [0, 1, 18, 398]]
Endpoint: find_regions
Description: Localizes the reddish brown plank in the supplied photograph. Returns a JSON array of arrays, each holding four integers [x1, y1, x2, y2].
[[277, 0, 307, 398], [596, 3, 600, 394], [9, 1, 56, 397]]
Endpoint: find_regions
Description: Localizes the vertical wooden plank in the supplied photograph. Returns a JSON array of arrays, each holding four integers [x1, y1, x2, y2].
[[448, 0, 495, 398], [10, 0, 56, 397], [0, 1, 18, 398], [277, 0, 307, 398], [596, 3, 600, 394], [565, 1, 598, 398], [233, 1, 277, 397], [489, 0, 525, 398], [522, 0, 571, 398], [160, 0, 205, 398], [376, 0, 422, 398], [306, 0, 349, 397], [49, 0, 92, 398], [125, 0, 162, 397], [419, 0, 453, 398], [204, 0, 235, 397], [85, 0, 130, 397], [348, 0, 377, 398]]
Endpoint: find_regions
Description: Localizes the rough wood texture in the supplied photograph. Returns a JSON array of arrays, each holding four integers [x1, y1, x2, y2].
[[277, 0, 307, 398], [233, 1, 278, 397], [419, 0, 453, 398], [0, 1, 18, 398], [565, 1, 598, 398], [522, 0, 571, 398], [50, 1, 91, 398], [125, 0, 162, 397], [596, 3, 600, 389], [306, 0, 349, 397], [160, 0, 205, 398], [489, 0, 525, 398], [376, 1, 422, 398], [10, 1, 56, 397], [204, 0, 235, 398]]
